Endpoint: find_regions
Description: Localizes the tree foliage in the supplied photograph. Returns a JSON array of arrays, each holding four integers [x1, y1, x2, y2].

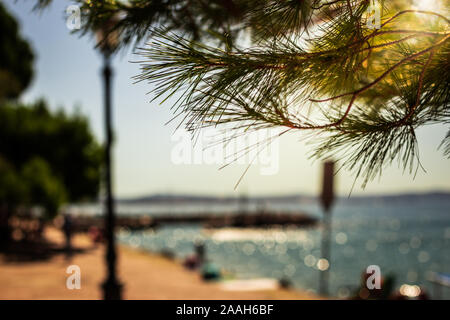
[[0, 100, 103, 204], [36, 0, 450, 187], [0, 155, 67, 219], [21, 157, 68, 218], [0, 101, 103, 218], [0, 157, 27, 210], [0, 2, 34, 100], [36, 0, 250, 49], [0, 4, 101, 242], [135, 0, 450, 187]]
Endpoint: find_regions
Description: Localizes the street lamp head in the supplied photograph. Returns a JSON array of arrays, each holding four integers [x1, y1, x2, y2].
[[96, 16, 120, 57]]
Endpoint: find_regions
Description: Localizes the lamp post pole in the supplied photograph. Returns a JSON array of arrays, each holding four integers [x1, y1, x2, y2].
[[101, 51, 122, 300], [319, 161, 335, 296]]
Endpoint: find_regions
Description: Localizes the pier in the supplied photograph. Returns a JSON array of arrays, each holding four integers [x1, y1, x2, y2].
[[70, 211, 317, 232]]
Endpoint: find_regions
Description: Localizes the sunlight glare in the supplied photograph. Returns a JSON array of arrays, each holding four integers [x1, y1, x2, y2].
[[413, 0, 442, 12]]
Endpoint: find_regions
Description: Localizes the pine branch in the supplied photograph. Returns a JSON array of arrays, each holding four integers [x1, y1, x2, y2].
[[136, 1, 449, 187], [35, 0, 450, 188]]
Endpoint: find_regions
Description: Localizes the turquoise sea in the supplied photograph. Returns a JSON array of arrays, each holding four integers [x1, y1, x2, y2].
[[74, 196, 450, 299]]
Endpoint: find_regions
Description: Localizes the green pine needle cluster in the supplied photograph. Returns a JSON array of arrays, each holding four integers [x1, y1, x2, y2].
[[36, 0, 450, 187], [136, 1, 449, 187]]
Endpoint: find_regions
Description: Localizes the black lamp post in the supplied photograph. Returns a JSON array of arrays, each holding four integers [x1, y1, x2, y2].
[[97, 19, 122, 300], [319, 161, 335, 296]]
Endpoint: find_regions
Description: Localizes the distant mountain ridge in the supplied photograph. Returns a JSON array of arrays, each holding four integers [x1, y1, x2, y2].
[[118, 191, 450, 204]]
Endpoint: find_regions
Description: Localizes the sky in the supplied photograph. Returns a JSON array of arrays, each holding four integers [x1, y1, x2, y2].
[[4, 1, 450, 197]]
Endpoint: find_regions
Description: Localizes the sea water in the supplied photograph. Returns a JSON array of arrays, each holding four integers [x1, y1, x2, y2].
[[87, 197, 450, 299]]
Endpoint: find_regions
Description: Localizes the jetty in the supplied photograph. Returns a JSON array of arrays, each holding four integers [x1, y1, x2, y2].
[[70, 211, 317, 232]]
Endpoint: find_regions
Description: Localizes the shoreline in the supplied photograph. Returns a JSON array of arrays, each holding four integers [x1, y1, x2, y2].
[[0, 227, 322, 300]]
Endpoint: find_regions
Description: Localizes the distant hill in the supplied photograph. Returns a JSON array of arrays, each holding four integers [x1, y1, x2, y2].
[[338, 191, 450, 204], [118, 191, 450, 205]]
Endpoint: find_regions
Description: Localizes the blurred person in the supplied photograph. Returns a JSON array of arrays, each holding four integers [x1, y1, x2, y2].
[[88, 226, 103, 246], [183, 254, 200, 270], [195, 242, 205, 265], [62, 213, 73, 254], [183, 242, 206, 270]]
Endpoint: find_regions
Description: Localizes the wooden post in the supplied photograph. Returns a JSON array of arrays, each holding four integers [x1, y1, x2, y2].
[[319, 161, 335, 296], [321, 161, 335, 212]]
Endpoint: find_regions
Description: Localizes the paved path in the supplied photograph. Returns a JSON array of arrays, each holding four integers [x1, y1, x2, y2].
[[0, 228, 320, 300]]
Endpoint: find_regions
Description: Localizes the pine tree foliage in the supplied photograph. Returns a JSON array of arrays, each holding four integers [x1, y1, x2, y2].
[[37, 1, 450, 187], [136, 0, 450, 187], [36, 0, 249, 48]]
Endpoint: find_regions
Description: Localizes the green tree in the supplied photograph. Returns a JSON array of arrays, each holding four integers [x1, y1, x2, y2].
[[0, 3, 102, 244], [0, 100, 103, 203], [21, 157, 67, 219], [0, 2, 34, 100], [0, 155, 67, 243], [0, 101, 102, 244], [0, 157, 26, 244], [0, 157, 27, 209]]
